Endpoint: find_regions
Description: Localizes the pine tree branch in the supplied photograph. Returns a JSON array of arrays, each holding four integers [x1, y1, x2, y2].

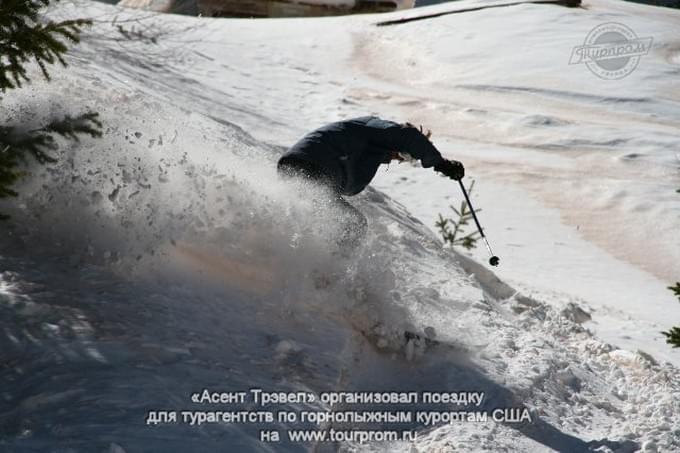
[[662, 327, 680, 348], [0, 112, 102, 221], [436, 180, 481, 250], [661, 282, 680, 348], [669, 282, 680, 300], [0, 0, 90, 91], [42, 112, 103, 141], [0, 144, 22, 199], [0, 1, 101, 220], [1, 112, 101, 165]]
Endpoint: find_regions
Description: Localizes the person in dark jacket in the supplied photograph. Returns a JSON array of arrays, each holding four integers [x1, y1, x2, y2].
[[277, 116, 465, 250]]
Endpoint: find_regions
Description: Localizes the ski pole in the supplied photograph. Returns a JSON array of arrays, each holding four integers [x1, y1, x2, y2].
[[458, 179, 500, 267]]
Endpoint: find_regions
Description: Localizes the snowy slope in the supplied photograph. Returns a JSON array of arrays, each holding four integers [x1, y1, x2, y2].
[[356, 0, 680, 366], [1, 0, 679, 452]]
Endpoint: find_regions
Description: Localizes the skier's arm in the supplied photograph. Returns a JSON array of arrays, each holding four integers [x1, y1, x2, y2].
[[364, 117, 444, 168]]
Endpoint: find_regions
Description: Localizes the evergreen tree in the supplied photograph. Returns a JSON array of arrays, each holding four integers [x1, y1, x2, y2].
[[662, 282, 680, 348], [0, 0, 101, 219], [435, 180, 481, 250]]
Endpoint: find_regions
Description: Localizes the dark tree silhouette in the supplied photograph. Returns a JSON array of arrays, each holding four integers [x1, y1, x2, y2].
[[663, 283, 680, 348], [1, 0, 102, 219]]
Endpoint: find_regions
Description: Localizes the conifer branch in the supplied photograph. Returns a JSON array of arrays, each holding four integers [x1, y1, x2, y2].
[[662, 282, 680, 348], [435, 180, 481, 250], [0, 0, 91, 91], [0, 0, 102, 219]]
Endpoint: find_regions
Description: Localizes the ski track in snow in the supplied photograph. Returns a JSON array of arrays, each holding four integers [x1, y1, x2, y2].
[[0, 0, 679, 452]]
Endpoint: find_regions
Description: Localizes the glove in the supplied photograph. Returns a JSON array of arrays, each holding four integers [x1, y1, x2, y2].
[[434, 159, 465, 180]]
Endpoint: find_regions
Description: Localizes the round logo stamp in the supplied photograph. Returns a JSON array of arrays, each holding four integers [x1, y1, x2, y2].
[[569, 23, 653, 80]]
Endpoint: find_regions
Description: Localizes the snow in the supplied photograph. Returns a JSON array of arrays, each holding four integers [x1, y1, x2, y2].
[[1, 0, 679, 451]]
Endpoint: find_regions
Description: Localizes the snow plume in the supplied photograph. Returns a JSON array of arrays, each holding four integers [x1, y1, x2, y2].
[[0, 72, 451, 450], [0, 72, 445, 353], [2, 77, 341, 271]]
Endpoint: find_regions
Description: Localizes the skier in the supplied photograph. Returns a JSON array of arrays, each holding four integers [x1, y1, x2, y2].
[[277, 116, 465, 249]]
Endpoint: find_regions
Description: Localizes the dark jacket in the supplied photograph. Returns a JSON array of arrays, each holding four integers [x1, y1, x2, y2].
[[278, 116, 444, 196]]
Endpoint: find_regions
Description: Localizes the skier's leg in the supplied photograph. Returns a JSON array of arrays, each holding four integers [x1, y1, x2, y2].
[[333, 196, 368, 252], [277, 158, 365, 251]]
